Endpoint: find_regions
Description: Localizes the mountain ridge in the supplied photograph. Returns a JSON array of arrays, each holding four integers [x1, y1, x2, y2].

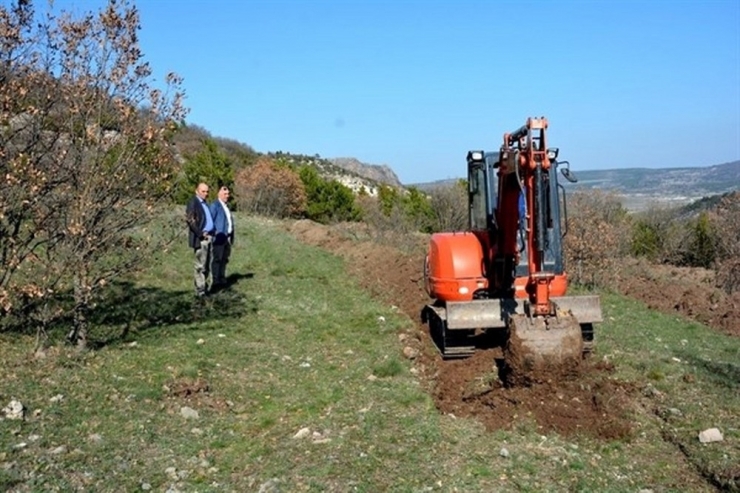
[[408, 160, 740, 211]]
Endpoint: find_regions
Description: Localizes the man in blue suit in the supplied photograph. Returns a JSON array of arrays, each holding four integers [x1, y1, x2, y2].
[[210, 186, 235, 289]]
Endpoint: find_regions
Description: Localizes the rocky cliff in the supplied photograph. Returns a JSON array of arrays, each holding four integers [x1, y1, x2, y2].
[[329, 157, 403, 188]]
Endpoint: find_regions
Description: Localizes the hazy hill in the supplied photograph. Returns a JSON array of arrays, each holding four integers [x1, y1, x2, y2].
[[412, 160, 740, 212], [563, 160, 740, 196]]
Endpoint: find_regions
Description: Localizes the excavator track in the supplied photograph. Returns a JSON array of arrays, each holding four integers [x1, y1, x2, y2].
[[423, 305, 476, 358]]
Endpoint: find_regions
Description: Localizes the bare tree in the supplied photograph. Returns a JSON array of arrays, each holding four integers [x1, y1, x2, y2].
[[428, 180, 468, 232], [0, 0, 187, 348]]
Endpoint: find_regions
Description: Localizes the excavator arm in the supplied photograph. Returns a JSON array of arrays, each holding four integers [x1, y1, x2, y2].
[[499, 117, 556, 316]]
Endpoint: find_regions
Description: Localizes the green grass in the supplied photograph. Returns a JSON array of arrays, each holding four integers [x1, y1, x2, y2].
[[1, 214, 739, 492]]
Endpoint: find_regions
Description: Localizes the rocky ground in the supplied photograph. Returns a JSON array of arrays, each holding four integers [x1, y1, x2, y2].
[[285, 219, 740, 439]]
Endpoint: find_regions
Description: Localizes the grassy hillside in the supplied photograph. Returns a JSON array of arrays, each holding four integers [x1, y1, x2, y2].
[[1, 215, 738, 491]]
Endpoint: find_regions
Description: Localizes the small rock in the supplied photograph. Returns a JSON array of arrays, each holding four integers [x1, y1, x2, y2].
[[88, 433, 103, 443], [2, 400, 25, 420], [141, 483, 152, 491], [49, 394, 64, 403], [292, 427, 310, 439], [402, 346, 419, 360], [13, 442, 27, 450], [671, 357, 681, 363], [127, 341, 138, 348], [699, 428, 723, 443], [638, 489, 654, 493], [398, 333, 409, 343], [377, 316, 386, 323], [642, 385, 663, 398], [367, 375, 378, 381], [50, 445, 67, 455], [258, 478, 281, 493], [180, 406, 199, 420], [299, 362, 311, 368], [28, 434, 41, 443], [218, 334, 225, 338], [164, 466, 178, 480], [191, 428, 203, 436], [196, 338, 205, 345], [499, 447, 510, 458]]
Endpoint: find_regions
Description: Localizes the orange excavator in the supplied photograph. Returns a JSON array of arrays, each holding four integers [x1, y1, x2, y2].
[[422, 117, 602, 384]]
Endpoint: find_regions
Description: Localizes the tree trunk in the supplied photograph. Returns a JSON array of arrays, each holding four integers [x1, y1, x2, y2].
[[70, 273, 89, 350]]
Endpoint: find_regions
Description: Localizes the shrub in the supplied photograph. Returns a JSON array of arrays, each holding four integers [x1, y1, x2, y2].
[[564, 191, 629, 289], [629, 206, 686, 264], [711, 192, 740, 293], [298, 166, 360, 224], [234, 157, 307, 218], [373, 185, 436, 234]]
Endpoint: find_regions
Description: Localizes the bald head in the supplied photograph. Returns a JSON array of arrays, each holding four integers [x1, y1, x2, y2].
[[196, 183, 209, 200]]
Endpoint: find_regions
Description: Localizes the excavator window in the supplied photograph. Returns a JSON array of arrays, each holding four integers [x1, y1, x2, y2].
[[468, 164, 487, 230]]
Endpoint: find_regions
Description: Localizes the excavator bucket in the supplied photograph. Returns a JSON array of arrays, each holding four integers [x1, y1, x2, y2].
[[502, 312, 584, 387]]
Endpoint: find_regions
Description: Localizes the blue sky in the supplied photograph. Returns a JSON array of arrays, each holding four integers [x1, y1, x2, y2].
[[40, 0, 740, 184]]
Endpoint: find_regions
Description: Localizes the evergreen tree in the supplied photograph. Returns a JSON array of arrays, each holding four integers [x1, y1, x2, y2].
[[177, 139, 234, 203], [684, 212, 717, 268], [298, 166, 360, 223]]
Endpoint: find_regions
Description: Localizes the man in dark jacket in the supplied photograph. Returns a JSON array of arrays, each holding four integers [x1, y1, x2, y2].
[[186, 182, 215, 297], [209, 186, 234, 289]]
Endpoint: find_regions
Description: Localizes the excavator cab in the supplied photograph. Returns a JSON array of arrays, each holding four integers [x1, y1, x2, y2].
[[423, 117, 602, 384]]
